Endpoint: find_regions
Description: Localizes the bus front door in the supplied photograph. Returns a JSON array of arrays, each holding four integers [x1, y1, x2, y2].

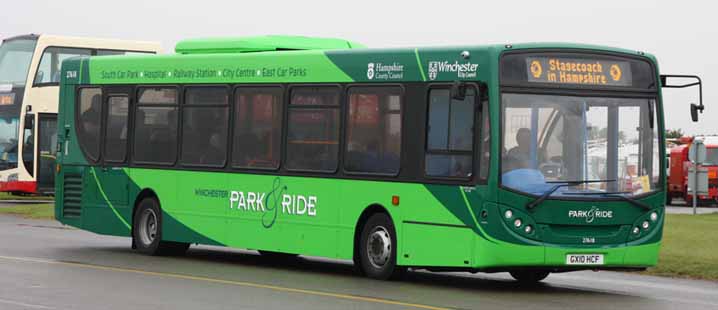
[[36, 113, 57, 194]]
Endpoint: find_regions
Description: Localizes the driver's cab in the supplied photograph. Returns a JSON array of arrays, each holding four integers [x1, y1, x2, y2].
[[500, 93, 660, 197]]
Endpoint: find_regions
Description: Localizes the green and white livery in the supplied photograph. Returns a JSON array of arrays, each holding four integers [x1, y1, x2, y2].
[[56, 35, 667, 282]]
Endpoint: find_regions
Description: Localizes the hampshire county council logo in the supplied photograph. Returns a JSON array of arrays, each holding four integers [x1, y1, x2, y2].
[[428, 62, 438, 80], [367, 63, 375, 80], [530, 60, 543, 78]]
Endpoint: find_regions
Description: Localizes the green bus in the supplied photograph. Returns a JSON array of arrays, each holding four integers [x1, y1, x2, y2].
[[55, 35, 686, 282]]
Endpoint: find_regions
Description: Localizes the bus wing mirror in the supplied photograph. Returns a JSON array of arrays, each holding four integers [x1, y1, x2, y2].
[[24, 113, 34, 130], [660, 74, 704, 122], [691, 103, 703, 122]]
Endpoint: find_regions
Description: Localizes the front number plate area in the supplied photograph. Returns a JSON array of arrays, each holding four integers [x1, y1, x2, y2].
[[566, 254, 604, 265]]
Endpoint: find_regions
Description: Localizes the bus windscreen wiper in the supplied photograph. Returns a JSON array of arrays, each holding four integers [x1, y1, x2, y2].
[[526, 179, 615, 210], [561, 191, 651, 210]]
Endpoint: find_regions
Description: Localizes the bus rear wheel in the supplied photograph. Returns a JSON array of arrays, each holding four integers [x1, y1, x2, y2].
[[358, 213, 404, 280], [133, 198, 189, 256], [509, 270, 550, 284]]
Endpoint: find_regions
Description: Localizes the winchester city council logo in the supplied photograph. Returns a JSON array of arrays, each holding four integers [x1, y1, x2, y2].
[[427, 61, 478, 81], [367, 63, 375, 80], [428, 62, 438, 80]]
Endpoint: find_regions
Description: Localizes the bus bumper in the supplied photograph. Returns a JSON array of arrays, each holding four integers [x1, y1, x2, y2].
[[473, 239, 660, 270], [0, 181, 37, 194]]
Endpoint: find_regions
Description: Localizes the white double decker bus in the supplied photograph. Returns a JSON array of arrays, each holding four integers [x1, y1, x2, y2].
[[0, 34, 161, 194]]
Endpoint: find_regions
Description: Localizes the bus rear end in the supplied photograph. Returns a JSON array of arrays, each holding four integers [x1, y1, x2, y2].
[[479, 47, 665, 280]]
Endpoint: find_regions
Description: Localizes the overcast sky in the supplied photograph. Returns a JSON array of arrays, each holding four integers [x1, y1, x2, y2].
[[4, 0, 716, 134]]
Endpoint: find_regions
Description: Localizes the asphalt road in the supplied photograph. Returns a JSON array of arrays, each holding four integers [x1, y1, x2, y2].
[[0, 215, 717, 310]]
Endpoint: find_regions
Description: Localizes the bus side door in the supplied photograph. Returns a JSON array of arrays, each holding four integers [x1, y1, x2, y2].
[[97, 87, 132, 207], [36, 113, 57, 193]]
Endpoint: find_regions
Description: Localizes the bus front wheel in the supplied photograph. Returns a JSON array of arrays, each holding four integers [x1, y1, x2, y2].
[[132, 198, 189, 256], [509, 270, 550, 284], [358, 213, 404, 280]]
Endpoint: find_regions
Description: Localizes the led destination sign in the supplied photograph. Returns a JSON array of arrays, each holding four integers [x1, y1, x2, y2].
[[525, 57, 632, 86]]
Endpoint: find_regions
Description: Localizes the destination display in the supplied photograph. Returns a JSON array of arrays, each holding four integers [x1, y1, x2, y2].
[[500, 52, 656, 89], [526, 57, 632, 86], [0, 93, 14, 105]]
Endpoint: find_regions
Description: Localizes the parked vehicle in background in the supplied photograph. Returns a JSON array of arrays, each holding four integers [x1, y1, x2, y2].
[[668, 136, 718, 205], [0, 34, 161, 195]]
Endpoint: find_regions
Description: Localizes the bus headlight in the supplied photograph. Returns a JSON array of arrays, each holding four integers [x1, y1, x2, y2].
[[504, 210, 513, 219], [514, 219, 522, 228], [524, 225, 533, 234], [650, 212, 658, 222], [632, 226, 640, 234], [642, 221, 650, 230]]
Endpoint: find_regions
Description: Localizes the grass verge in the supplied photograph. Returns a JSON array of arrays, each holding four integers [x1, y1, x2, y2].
[[0, 192, 53, 201], [643, 213, 718, 281], [0, 204, 54, 220]]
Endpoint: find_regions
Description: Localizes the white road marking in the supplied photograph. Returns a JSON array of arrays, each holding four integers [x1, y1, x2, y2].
[[0, 297, 54, 309]]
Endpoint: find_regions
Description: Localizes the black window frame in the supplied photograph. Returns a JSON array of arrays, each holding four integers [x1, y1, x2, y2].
[[231, 84, 285, 171], [342, 84, 404, 177], [132, 85, 180, 166], [179, 85, 231, 168], [284, 84, 342, 174], [422, 83, 479, 182], [75, 86, 103, 163], [33, 46, 93, 87]]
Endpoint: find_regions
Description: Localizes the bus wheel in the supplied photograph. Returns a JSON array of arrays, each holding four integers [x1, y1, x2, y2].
[[509, 270, 550, 284], [133, 198, 189, 256], [358, 213, 403, 280]]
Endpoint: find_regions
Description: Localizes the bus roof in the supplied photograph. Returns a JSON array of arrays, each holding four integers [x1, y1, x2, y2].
[[63, 38, 658, 86], [2, 33, 163, 54], [175, 35, 366, 54]]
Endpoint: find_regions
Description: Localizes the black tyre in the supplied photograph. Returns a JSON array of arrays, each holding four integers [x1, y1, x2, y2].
[[358, 213, 404, 280], [133, 198, 189, 256], [509, 270, 550, 284]]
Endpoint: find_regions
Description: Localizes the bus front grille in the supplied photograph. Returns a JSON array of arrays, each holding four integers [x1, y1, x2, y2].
[[62, 173, 83, 218]]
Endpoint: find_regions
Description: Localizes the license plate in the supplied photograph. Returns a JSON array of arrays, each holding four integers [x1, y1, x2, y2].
[[566, 254, 604, 265]]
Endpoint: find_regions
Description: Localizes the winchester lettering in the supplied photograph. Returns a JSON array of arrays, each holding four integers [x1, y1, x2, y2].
[[526, 57, 632, 86]]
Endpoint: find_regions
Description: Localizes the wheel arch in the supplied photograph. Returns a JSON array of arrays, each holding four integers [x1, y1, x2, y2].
[[352, 203, 395, 265]]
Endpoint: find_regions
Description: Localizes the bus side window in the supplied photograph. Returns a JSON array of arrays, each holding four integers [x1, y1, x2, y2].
[[104, 96, 129, 162], [180, 87, 229, 167], [285, 87, 340, 172], [424, 88, 476, 179], [233, 87, 283, 170], [478, 99, 490, 181], [77, 88, 103, 162], [344, 86, 402, 175], [34, 47, 91, 85], [133, 88, 178, 164]]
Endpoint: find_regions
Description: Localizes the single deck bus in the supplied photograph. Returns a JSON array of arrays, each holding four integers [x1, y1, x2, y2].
[[0, 34, 161, 194], [55, 36, 701, 282]]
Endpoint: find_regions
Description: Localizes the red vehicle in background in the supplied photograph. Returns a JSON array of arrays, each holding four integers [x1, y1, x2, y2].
[[668, 136, 718, 205]]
